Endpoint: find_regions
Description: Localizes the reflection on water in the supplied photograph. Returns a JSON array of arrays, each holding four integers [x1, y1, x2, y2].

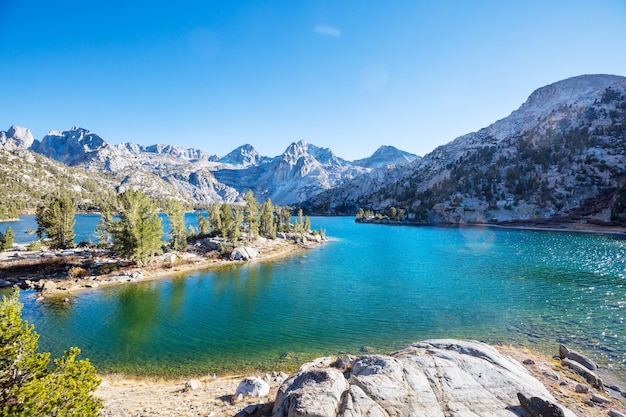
[[10, 218, 626, 379]]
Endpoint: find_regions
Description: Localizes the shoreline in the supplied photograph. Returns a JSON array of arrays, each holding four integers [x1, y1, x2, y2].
[[0, 236, 322, 297], [357, 217, 626, 236], [95, 343, 626, 417]]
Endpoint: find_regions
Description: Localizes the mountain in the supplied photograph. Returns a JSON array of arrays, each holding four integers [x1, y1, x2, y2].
[[32, 127, 129, 171], [3, 125, 416, 207], [0, 126, 35, 151], [353, 145, 419, 168], [308, 74, 626, 226], [0, 147, 119, 210], [219, 144, 269, 167], [212, 140, 369, 205]]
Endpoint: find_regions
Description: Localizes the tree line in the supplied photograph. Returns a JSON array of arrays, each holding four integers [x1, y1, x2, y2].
[[33, 189, 315, 264]]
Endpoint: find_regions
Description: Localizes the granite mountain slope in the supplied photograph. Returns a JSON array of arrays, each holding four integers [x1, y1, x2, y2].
[[307, 74, 626, 225], [1, 126, 417, 207]]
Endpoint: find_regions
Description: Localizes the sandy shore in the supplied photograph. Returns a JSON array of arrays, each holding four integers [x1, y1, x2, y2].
[[95, 344, 626, 417]]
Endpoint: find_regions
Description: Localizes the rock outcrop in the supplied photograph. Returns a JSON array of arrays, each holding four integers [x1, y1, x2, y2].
[[272, 339, 577, 417], [0, 125, 35, 150], [235, 377, 270, 398]]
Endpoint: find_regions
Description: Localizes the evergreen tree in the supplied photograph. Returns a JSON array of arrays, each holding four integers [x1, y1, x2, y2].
[[197, 211, 211, 236], [35, 196, 76, 249], [231, 207, 243, 243], [243, 190, 259, 241], [0, 288, 101, 416], [164, 200, 187, 251], [209, 203, 222, 236], [94, 205, 113, 247], [303, 215, 311, 233], [220, 204, 233, 238], [0, 227, 14, 251], [278, 207, 291, 233], [107, 189, 163, 265], [259, 198, 275, 238]]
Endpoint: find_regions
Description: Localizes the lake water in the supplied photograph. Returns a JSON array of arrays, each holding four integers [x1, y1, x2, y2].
[[2, 216, 626, 378]]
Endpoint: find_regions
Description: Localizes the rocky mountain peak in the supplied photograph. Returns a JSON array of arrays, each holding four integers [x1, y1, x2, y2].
[[0, 125, 35, 150], [31, 126, 126, 171], [219, 144, 266, 167], [353, 145, 419, 168]]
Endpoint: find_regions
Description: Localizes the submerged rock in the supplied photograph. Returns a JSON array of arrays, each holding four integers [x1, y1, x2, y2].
[[272, 339, 577, 417]]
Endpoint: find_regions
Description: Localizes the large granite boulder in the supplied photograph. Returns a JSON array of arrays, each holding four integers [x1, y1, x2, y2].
[[272, 339, 577, 417], [231, 247, 259, 261]]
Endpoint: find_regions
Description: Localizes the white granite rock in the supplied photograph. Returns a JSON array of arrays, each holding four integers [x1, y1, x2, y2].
[[272, 339, 577, 417]]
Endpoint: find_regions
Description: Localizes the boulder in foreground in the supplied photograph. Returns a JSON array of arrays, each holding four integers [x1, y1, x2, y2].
[[272, 339, 577, 417]]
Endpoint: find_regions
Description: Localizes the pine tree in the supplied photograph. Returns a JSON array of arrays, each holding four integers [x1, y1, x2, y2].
[[164, 200, 187, 251], [259, 198, 275, 238], [35, 196, 76, 249], [197, 211, 211, 236], [243, 190, 259, 241], [220, 204, 233, 238], [107, 189, 164, 265], [303, 216, 311, 233], [209, 203, 222, 236], [0, 227, 14, 251], [94, 205, 113, 247], [0, 288, 101, 416], [231, 207, 243, 243]]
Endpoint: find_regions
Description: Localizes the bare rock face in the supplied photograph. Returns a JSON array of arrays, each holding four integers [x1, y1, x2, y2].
[[272, 339, 577, 417]]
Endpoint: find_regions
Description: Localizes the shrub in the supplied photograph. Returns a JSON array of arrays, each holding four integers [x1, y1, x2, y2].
[[26, 241, 42, 252], [0, 288, 102, 416], [68, 266, 88, 279]]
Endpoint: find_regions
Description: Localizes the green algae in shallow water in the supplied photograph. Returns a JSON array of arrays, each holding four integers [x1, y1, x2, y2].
[[11, 217, 626, 381]]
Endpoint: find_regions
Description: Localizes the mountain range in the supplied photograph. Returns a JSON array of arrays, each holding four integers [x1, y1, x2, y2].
[[306, 74, 626, 225], [3, 73, 626, 226], [0, 124, 418, 207]]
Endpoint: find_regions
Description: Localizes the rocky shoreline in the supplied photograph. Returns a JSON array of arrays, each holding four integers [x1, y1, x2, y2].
[[96, 340, 626, 417], [0, 233, 326, 297], [356, 217, 626, 236]]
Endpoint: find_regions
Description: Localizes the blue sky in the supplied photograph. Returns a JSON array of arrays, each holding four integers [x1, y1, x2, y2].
[[1, 1, 625, 160]]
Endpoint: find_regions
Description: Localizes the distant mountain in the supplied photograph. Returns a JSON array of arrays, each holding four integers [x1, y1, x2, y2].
[[0, 126, 35, 151], [0, 147, 119, 210], [307, 74, 626, 226], [2, 125, 417, 207], [219, 144, 270, 167], [212, 140, 369, 205], [353, 145, 419, 168]]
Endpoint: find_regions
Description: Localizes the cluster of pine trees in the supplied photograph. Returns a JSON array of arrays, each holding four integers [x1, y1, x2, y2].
[[32, 189, 315, 264]]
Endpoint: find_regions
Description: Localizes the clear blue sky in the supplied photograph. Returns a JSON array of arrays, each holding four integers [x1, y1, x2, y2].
[[2, 1, 625, 160]]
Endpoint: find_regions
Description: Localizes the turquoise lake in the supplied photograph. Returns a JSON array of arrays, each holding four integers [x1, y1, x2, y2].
[[2, 216, 626, 378]]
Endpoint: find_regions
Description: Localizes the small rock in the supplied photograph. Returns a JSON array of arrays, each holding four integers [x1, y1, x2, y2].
[[41, 280, 57, 293], [561, 358, 603, 389], [559, 344, 597, 371], [608, 410, 626, 417], [574, 384, 589, 393], [0, 279, 12, 288], [542, 370, 560, 381], [235, 377, 270, 397], [235, 403, 274, 417], [590, 393, 610, 404], [517, 393, 565, 417], [184, 379, 202, 391], [523, 359, 536, 365]]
